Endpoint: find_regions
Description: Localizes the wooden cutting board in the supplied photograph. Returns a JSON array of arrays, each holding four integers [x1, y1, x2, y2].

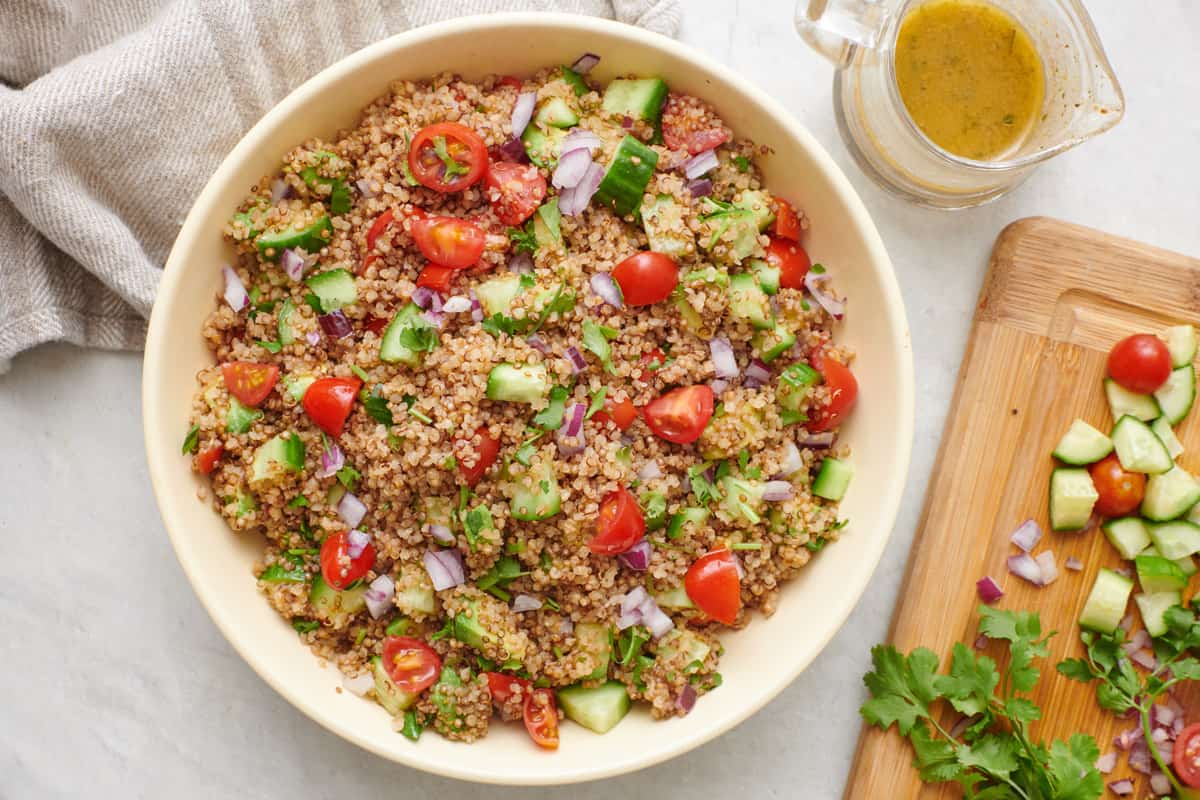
[[845, 217, 1200, 798]]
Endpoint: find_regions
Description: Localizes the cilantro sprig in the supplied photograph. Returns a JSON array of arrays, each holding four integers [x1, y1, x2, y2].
[[862, 605, 1102, 800]]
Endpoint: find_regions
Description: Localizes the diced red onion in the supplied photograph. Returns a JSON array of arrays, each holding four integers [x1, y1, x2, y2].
[[1129, 741, 1153, 774], [281, 248, 307, 281], [496, 136, 527, 162], [1175, 716, 1186, 736], [1009, 519, 1042, 552], [1168, 696, 1185, 721], [1034, 550, 1058, 585], [561, 128, 602, 154], [425, 523, 455, 546], [317, 441, 345, 478], [797, 431, 836, 448], [762, 480, 794, 502], [423, 549, 465, 591], [338, 492, 368, 529], [222, 265, 249, 311], [365, 574, 395, 619], [618, 540, 653, 571], [564, 345, 587, 373], [563, 402, 585, 437], [1106, 779, 1132, 796], [1151, 772, 1172, 795], [512, 594, 543, 612], [710, 379, 729, 396], [1007, 553, 1043, 586], [684, 149, 719, 180], [780, 441, 803, 475], [560, 618, 574, 635], [744, 358, 771, 388], [429, 291, 443, 314], [553, 147, 592, 189], [709, 337, 738, 379], [686, 178, 714, 198], [676, 684, 697, 715], [1123, 629, 1150, 654], [355, 178, 376, 199], [973, 634, 988, 650], [638, 596, 674, 638], [559, 161, 604, 216], [511, 91, 536, 136], [1151, 727, 1172, 745], [347, 530, 370, 559], [638, 461, 663, 481], [590, 272, 623, 308], [1094, 751, 1117, 774], [1119, 613, 1134, 633], [1114, 725, 1142, 751], [524, 334, 548, 354], [470, 290, 483, 322], [342, 671, 375, 696], [422, 310, 444, 329], [442, 295, 471, 313], [1114, 564, 1133, 578], [1065, 556, 1083, 571], [976, 576, 1004, 603], [620, 587, 648, 616], [509, 252, 534, 273], [1131, 649, 1158, 670], [271, 177, 292, 203], [412, 286, 438, 310], [805, 271, 846, 320], [306, 330, 321, 346], [570, 52, 600, 74], [617, 609, 641, 630], [318, 310, 353, 339]]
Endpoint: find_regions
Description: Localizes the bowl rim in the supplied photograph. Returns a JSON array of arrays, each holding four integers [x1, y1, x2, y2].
[[143, 11, 914, 785]]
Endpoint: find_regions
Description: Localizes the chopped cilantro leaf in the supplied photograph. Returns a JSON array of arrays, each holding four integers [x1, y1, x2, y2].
[[260, 562, 307, 583], [256, 339, 283, 353], [400, 710, 423, 741], [507, 223, 539, 255], [303, 292, 324, 314], [586, 387, 607, 419], [733, 155, 751, 172], [805, 537, 827, 552], [396, 321, 438, 353], [518, 273, 536, 290], [811, 263, 826, 275], [463, 506, 493, 549], [514, 442, 537, 466], [363, 394, 394, 426], [287, 495, 309, 508], [581, 319, 619, 374], [385, 618, 410, 636], [534, 385, 570, 430], [181, 424, 200, 455], [291, 618, 319, 634], [336, 465, 361, 490]]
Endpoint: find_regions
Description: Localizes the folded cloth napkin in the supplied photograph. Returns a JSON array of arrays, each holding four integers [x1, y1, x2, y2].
[[0, 0, 680, 373]]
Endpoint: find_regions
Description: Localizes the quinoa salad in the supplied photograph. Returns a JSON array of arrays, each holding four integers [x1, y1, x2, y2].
[[182, 53, 859, 748]]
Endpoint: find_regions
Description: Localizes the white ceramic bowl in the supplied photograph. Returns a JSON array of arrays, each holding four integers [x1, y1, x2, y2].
[[143, 12, 913, 786]]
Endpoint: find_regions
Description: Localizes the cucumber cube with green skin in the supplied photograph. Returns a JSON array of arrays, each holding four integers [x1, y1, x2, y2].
[[752, 321, 796, 363], [449, 594, 528, 664], [556, 682, 632, 734], [1148, 520, 1200, 560], [667, 507, 710, 540], [532, 199, 563, 249], [719, 476, 766, 525], [728, 272, 773, 330], [777, 362, 821, 426], [1152, 416, 1185, 459], [734, 190, 776, 232], [1136, 591, 1182, 638], [1047, 468, 1098, 530], [226, 396, 264, 433], [476, 274, 527, 317], [573, 622, 612, 681], [304, 268, 358, 311], [486, 363, 549, 404], [594, 135, 659, 217], [534, 97, 579, 129], [656, 628, 711, 666], [1141, 543, 1198, 576], [641, 195, 694, 259], [600, 78, 669, 124], [277, 298, 297, 346], [652, 583, 695, 609], [1164, 325, 1198, 368], [1154, 365, 1196, 425], [750, 259, 781, 295], [1142, 466, 1200, 521], [394, 564, 435, 617], [1101, 517, 1151, 560], [1051, 419, 1113, 465], [309, 574, 367, 627], [1135, 555, 1188, 593], [372, 656, 418, 716], [508, 460, 562, 521], [521, 125, 568, 169], [1078, 568, 1133, 633], [380, 303, 438, 366], [284, 374, 316, 402], [1104, 378, 1159, 422], [256, 215, 332, 260], [1110, 415, 1172, 474], [813, 458, 853, 501], [249, 433, 305, 486], [673, 291, 707, 337]]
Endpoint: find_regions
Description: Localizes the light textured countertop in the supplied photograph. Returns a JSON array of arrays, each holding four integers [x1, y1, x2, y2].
[[3, 2, 1199, 797]]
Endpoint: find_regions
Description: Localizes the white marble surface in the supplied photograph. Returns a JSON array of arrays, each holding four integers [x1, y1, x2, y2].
[[3, 2, 1199, 797]]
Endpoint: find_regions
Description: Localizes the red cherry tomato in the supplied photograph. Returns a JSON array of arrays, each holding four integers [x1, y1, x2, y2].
[[523, 688, 560, 750], [362, 315, 389, 336], [496, 76, 524, 90], [1089, 454, 1146, 517], [636, 347, 668, 382], [411, 216, 486, 269], [302, 376, 362, 437], [610, 252, 679, 307], [381, 636, 441, 694], [765, 235, 812, 291], [484, 162, 547, 226], [661, 94, 731, 155], [772, 199, 803, 241], [643, 385, 715, 444], [457, 426, 501, 487], [589, 486, 646, 555], [1174, 723, 1200, 788], [808, 354, 858, 432], [484, 671, 531, 704], [221, 361, 279, 408], [195, 445, 223, 475], [366, 209, 396, 250], [319, 530, 376, 590], [409, 122, 488, 193], [1108, 333, 1172, 394], [685, 549, 741, 625], [416, 264, 457, 293], [593, 398, 639, 431]]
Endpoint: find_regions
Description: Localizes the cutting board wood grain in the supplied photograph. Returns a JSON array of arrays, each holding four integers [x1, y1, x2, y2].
[[845, 217, 1200, 798]]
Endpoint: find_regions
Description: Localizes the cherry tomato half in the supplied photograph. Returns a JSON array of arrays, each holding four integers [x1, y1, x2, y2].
[[195, 445, 223, 475], [221, 361, 279, 408], [458, 426, 501, 487], [381, 636, 442, 694], [1089, 453, 1146, 517], [417, 264, 458, 293], [808, 354, 858, 433], [484, 162, 547, 226], [685, 549, 741, 625], [588, 486, 646, 556], [366, 209, 396, 251], [610, 252, 679, 307], [1108, 333, 1172, 394], [772, 199, 803, 242], [765, 235, 812, 291], [319, 530, 376, 590], [523, 687, 560, 750], [496, 76, 524, 90], [411, 216, 486, 269], [643, 385, 715, 445], [593, 398, 639, 431], [409, 122, 488, 193], [485, 671, 531, 704], [302, 376, 362, 438], [661, 94, 731, 155]]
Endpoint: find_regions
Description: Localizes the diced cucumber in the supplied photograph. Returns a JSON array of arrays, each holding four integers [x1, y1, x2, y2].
[[657, 628, 711, 665], [394, 564, 435, 617], [521, 125, 568, 169], [813, 458, 853, 501], [600, 78, 669, 125], [1105, 378, 1159, 422], [284, 374, 316, 402], [1101, 516, 1151, 560], [421, 496, 456, 529], [558, 65, 590, 97], [372, 656, 418, 716], [476, 274, 527, 317], [1142, 544, 1199, 576], [555, 681, 632, 734], [486, 363, 549, 404], [752, 321, 796, 363], [750, 259, 780, 295], [1164, 325, 1198, 368], [720, 476, 766, 524], [1154, 365, 1195, 425], [728, 272, 773, 330], [666, 507, 710, 540], [226, 396, 264, 433], [1135, 591, 1182, 638], [1111, 415, 1172, 474], [379, 303, 438, 366], [1078, 568, 1133, 633], [652, 583, 695, 609], [1148, 519, 1200, 559], [249, 433, 305, 486], [1152, 417, 1184, 460], [777, 362, 820, 426], [1048, 468, 1098, 530], [574, 622, 612, 681], [698, 199, 760, 264], [641, 195, 694, 258], [532, 199, 563, 249], [277, 297, 297, 346], [1135, 555, 1188, 593], [594, 135, 659, 217], [1051, 419, 1113, 465], [309, 574, 367, 626], [674, 291, 707, 338], [305, 268, 357, 311], [534, 97, 579, 129], [256, 215, 331, 259], [508, 460, 561, 521], [734, 190, 776, 232], [1142, 466, 1200, 521]]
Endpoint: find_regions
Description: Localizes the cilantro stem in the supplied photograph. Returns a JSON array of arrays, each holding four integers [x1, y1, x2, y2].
[[1141, 702, 1183, 795]]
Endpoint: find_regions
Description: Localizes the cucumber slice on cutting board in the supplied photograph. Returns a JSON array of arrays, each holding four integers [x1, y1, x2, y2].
[[1142, 467, 1200, 521], [1105, 379, 1159, 422], [1048, 468, 1098, 531], [1079, 568, 1133, 633], [1102, 517, 1151, 560], [1111, 415, 1172, 474], [1135, 591, 1182, 638], [1154, 365, 1196, 425], [1164, 324, 1198, 368], [1151, 416, 1184, 459], [1052, 419, 1112, 465]]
